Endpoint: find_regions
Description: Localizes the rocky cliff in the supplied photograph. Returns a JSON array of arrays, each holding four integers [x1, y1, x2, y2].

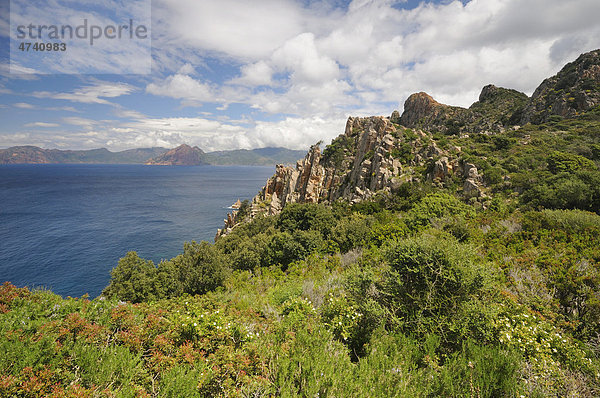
[[216, 115, 486, 237], [217, 49, 600, 237], [398, 85, 528, 135], [396, 51, 600, 133], [145, 144, 206, 166]]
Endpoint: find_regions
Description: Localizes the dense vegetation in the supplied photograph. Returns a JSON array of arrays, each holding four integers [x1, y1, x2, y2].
[[2, 107, 600, 397]]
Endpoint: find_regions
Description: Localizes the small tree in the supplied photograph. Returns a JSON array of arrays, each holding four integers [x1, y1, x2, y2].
[[102, 251, 158, 303], [172, 241, 228, 296]]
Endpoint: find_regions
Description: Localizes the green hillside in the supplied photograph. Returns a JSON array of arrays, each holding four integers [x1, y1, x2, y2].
[[2, 51, 600, 397]]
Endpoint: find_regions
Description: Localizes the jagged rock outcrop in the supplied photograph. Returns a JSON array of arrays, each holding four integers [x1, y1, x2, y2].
[[429, 156, 454, 182], [258, 144, 325, 215], [462, 162, 484, 199], [145, 144, 206, 165], [217, 115, 476, 237], [398, 85, 528, 135], [231, 199, 242, 209], [521, 49, 600, 124], [399, 92, 469, 134], [253, 116, 406, 214]]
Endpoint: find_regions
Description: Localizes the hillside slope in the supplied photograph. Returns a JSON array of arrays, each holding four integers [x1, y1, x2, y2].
[[2, 49, 600, 398]]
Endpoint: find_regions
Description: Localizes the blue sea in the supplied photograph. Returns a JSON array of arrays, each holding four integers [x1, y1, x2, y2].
[[0, 164, 275, 298]]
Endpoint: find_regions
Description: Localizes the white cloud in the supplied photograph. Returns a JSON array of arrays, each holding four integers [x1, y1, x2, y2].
[[153, 0, 308, 60], [9, 0, 151, 74], [0, 62, 40, 80], [271, 33, 340, 84], [249, 116, 346, 150], [24, 122, 60, 127], [119, 117, 247, 151], [32, 82, 135, 104], [249, 79, 354, 116], [229, 61, 274, 87], [14, 102, 35, 109], [46, 106, 80, 112], [5, 0, 600, 153], [146, 74, 214, 103], [62, 117, 99, 128], [113, 107, 146, 119], [178, 63, 196, 75], [11, 113, 343, 152], [149, 0, 599, 118], [0, 85, 11, 95], [118, 114, 345, 151], [0, 1, 7, 38]]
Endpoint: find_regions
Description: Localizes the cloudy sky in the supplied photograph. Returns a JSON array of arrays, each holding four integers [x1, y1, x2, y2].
[[0, 0, 599, 152]]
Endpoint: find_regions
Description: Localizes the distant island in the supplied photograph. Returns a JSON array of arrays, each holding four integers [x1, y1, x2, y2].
[[0, 144, 307, 166], [144, 144, 206, 165]]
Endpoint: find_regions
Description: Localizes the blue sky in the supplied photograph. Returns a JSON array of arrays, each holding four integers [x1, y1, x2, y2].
[[1, 0, 599, 151]]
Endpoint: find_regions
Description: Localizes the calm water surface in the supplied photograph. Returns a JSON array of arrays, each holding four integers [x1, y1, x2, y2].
[[0, 164, 274, 297]]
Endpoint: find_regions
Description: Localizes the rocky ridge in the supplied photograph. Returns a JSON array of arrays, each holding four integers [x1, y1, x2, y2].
[[217, 49, 600, 237], [521, 50, 600, 124], [398, 85, 529, 135], [217, 115, 485, 237]]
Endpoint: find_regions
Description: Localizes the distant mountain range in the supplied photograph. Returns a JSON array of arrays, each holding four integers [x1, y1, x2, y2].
[[0, 146, 167, 165], [203, 147, 311, 166], [0, 144, 307, 166]]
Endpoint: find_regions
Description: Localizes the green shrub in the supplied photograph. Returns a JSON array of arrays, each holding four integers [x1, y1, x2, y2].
[[547, 151, 596, 174], [351, 200, 382, 215], [71, 342, 145, 391], [230, 239, 264, 270], [440, 216, 475, 242], [380, 235, 489, 344], [236, 199, 251, 220], [321, 292, 363, 350], [368, 218, 408, 246], [159, 365, 202, 398], [102, 252, 160, 303], [523, 209, 600, 233], [330, 213, 374, 252], [354, 333, 428, 397], [483, 166, 504, 185], [406, 192, 475, 229], [591, 143, 600, 160], [266, 230, 325, 268], [521, 170, 600, 212], [433, 340, 521, 397], [171, 241, 228, 296], [277, 202, 336, 237], [263, 319, 353, 397]]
